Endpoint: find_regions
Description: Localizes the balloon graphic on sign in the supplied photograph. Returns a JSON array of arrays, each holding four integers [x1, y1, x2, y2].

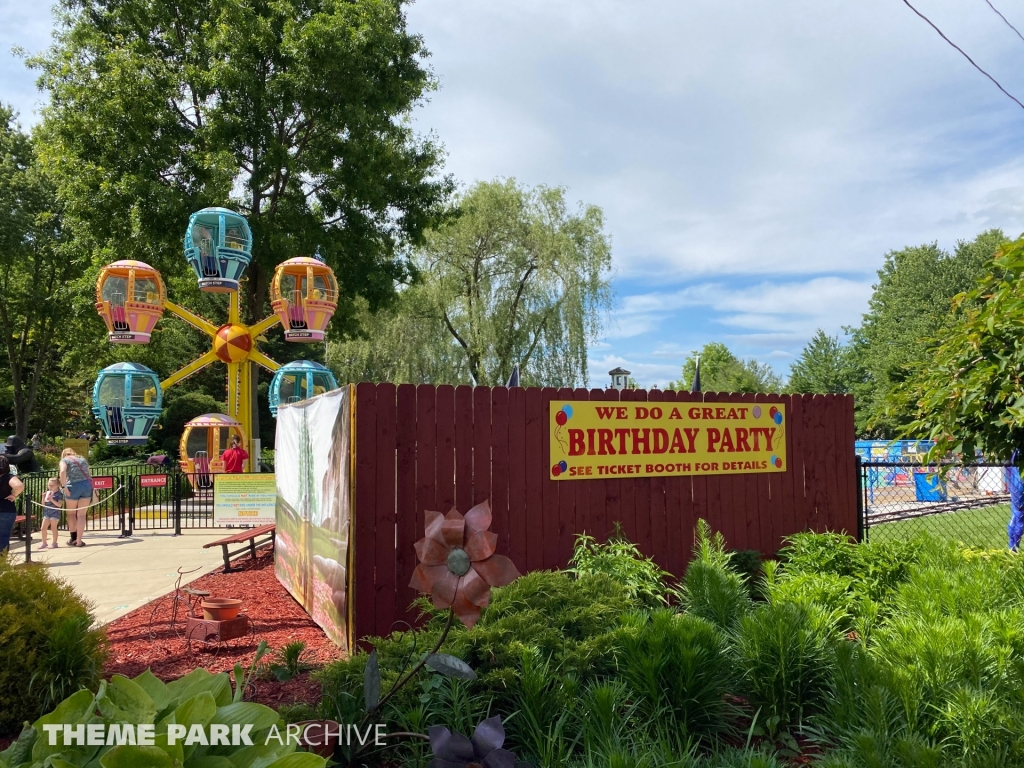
[[559, 460, 568, 472], [555, 410, 567, 426], [773, 411, 783, 425], [752, 406, 762, 419], [553, 403, 573, 455], [562, 405, 573, 419], [552, 463, 562, 476]]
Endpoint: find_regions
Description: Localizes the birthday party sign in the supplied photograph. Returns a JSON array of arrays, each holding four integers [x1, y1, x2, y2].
[[550, 401, 786, 480]]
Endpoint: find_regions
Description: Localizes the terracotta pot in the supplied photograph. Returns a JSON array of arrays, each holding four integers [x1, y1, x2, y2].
[[201, 598, 242, 621], [295, 720, 340, 757]]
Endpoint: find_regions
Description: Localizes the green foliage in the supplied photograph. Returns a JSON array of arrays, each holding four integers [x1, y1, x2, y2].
[[619, 610, 736, 743], [678, 520, 752, 632], [569, 531, 670, 609], [328, 178, 614, 387], [787, 329, 856, 395], [0, 555, 106, 734], [886, 235, 1024, 462], [29, 613, 105, 716], [735, 601, 840, 735], [670, 343, 783, 394], [2, 666, 314, 768], [156, 391, 224, 457], [33, 0, 452, 327], [848, 229, 1004, 437], [265, 642, 312, 683]]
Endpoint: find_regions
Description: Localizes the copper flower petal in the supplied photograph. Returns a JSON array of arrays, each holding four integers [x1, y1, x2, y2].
[[441, 514, 466, 549], [464, 530, 498, 562], [410, 563, 448, 593], [415, 536, 450, 566], [425, 509, 446, 547], [430, 568, 461, 610], [464, 499, 492, 537], [450, 586, 484, 628], [459, 567, 492, 608], [472, 554, 521, 588]]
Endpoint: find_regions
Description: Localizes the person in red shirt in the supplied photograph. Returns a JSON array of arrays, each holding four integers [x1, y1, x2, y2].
[[221, 435, 249, 473]]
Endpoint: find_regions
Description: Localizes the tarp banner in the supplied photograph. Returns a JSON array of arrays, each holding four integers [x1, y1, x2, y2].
[[549, 400, 787, 480], [275, 386, 353, 652]]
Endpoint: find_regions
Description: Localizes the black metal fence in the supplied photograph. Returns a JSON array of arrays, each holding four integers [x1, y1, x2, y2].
[[859, 458, 1016, 549], [15, 461, 219, 538]]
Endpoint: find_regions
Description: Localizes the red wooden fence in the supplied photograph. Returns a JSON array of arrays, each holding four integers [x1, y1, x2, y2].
[[353, 384, 856, 641]]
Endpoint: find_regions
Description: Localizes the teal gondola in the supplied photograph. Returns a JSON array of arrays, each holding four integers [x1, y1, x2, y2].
[[269, 361, 338, 417], [183, 207, 253, 293], [92, 363, 163, 445]]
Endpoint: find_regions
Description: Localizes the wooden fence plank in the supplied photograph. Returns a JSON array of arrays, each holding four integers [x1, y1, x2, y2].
[[541, 388, 560, 568], [373, 383, 397, 637], [524, 387, 545, 572], [354, 383, 378, 642], [508, 387, 527, 569], [473, 387, 492, 508], [571, 387, 591, 558], [588, 388, 609, 542], [491, 387, 510, 556], [555, 387, 575, 564], [617, 388, 637, 545], [395, 384, 418, 625], [415, 382, 437, 539], [455, 385, 474, 512], [645, 388, 665, 568], [436, 385, 455, 511]]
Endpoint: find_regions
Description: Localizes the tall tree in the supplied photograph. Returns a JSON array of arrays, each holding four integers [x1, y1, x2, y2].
[[0, 107, 82, 439], [889, 236, 1024, 461], [32, 0, 452, 326], [848, 230, 1004, 435], [788, 329, 854, 394], [329, 179, 613, 387], [668, 342, 783, 393]]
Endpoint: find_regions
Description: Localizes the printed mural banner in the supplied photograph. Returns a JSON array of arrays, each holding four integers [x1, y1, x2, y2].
[[275, 386, 353, 651], [550, 400, 787, 480]]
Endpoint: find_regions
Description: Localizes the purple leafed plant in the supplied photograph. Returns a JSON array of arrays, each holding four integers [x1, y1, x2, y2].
[[427, 716, 532, 768]]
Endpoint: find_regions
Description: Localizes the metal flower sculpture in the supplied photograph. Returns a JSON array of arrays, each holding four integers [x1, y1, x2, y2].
[[428, 716, 531, 768], [410, 500, 521, 627]]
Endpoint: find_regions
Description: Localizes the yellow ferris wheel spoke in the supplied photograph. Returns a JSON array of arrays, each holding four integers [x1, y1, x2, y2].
[[165, 301, 218, 337], [249, 349, 282, 373], [161, 350, 220, 390], [249, 313, 281, 338]]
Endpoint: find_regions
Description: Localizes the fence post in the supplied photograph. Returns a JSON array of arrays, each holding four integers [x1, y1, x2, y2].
[[855, 455, 865, 543], [23, 489, 32, 563], [118, 474, 129, 538], [173, 472, 182, 536]]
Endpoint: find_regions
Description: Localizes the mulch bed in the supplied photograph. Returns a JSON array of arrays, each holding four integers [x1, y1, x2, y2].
[[102, 546, 342, 709]]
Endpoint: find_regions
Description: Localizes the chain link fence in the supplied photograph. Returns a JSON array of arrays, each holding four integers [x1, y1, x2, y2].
[[859, 459, 1020, 549]]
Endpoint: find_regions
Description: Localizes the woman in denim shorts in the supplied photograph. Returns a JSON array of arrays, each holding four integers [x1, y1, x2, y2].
[[59, 448, 93, 547]]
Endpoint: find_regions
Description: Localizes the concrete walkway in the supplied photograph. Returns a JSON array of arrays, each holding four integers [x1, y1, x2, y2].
[[17, 529, 229, 625]]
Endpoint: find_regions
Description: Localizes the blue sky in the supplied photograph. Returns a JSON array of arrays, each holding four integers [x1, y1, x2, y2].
[[4, 0, 1024, 386]]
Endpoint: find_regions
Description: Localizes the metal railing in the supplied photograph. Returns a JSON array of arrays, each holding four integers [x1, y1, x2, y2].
[[859, 459, 1015, 549]]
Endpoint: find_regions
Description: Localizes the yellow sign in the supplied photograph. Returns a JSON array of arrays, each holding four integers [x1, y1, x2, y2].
[[214, 473, 277, 525], [64, 439, 91, 459], [550, 401, 787, 480]]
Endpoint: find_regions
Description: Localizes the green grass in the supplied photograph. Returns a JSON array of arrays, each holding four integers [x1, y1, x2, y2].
[[868, 503, 1010, 549]]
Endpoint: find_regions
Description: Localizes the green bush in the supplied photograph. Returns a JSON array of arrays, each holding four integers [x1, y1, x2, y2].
[[735, 601, 840, 735], [678, 520, 752, 632], [0, 667, 319, 768], [0, 555, 107, 734], [619, 609, 735, 743], [569, 530, 670, 608]]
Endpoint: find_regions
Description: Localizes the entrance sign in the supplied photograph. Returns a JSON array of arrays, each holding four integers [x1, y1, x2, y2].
[[214, 473, 277, 525], [140, 474, 168, 488], [550, 401, 787, 480]]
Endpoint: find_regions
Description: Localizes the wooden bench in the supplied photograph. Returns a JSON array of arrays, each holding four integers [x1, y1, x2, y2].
[[203, 524, 276, 572], [14, 515, 27, 540]]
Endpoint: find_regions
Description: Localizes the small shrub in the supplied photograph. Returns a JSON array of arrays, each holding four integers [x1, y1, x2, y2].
[[619, 609, 736, 743], [736, 601, 839, 734], [679, 520, 752, 631], [29, 613, 105, 715], [570, 530, 670, 608], [0, 555, 107, 734]]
